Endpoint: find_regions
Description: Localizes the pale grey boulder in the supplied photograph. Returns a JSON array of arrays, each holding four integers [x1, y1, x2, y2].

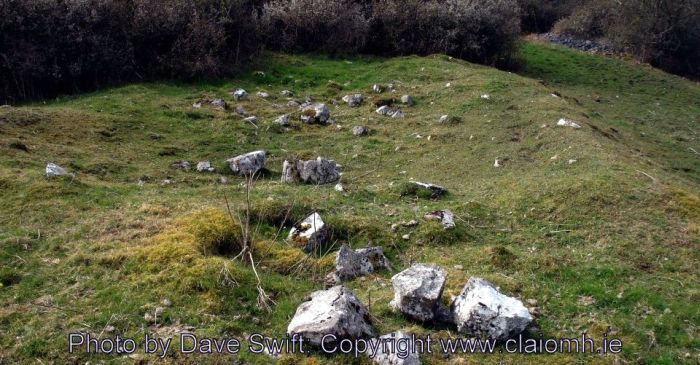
[[232, 89, 248, 101], [401, 95, 414, 106], [226, 150, 265, 176], [376, 105, 392, 116], [451, 277, 532, 341], [281, 160, 299, 183], [556, 118, 581, 129], [211, 99, 227, 110], [274, 115, 290, 126], [334, 244, 391, 282], [342, 94, 364, 107], [412, 181, 448, 198], [301, 103, 331, 124], [196, 161, 215, 172], [368, 331, 421, 365], [287, 286, 374, 346], [45, 163, 68, 177], [353, 126, 369, 136], [297, 157, 340, 185], [288, 212, 329, 252], [389, 264, 447, 322]]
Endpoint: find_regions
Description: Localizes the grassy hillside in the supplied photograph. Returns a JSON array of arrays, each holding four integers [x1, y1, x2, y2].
[[1, 41, 698, 364]]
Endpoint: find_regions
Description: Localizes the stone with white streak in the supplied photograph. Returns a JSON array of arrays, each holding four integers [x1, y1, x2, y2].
[[389, 264, 447, 322], [557, 118, 581, 129], [451, 277, 532, 341], [288, 212, 329, 252], [287, 286, 374, 346]]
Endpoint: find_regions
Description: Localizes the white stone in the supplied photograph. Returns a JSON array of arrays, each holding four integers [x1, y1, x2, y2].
[[376, 105, 392, 116], [196, 161, 215, 172], [557, 118, 581, 129], [232, 89, 248, 101], [390, 264, 447, 322], [46, 163, 68, 177], [301, 103, 331, 124], [288, 212, 329, 252], [274, 115, 290, 126], [342, 94, 364, 107]]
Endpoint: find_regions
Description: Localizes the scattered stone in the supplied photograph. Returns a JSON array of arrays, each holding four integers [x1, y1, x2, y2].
[[334, 183, 346, 192], [211, 99, 227, 110], [287, 100, 301, 108], [281, 90, 294, 97], [171, 161, 191, 171], [45, 163, 68, 177], [391, 110, 405, 118], [274, 115, 290, 126], [353, 126, 369, 136], [287, 286, 374, 346], [494, 159, 501, 168], [389, 264, 448, 322], [226, 150, 266, 176], [256, 91, 270, 99], [451, 277, 532, 340], [373, 84, 384, 93], [402, 234, 411, 240], [401, 95, 414, 106], [218, 176, 228, 184], [481, 94, 491, 99], [557, 118, 582, 129], [288, 212, 329, 252], [161, 298, 173, 307], [283, 157, 340, 185], [391, 224, 399, 232], [401, 220, 418, 227], [332, 244, 391, 282], [412, 181, 448, 198], [445, 82, 452, 88], [301, 103, 331, 124], [368, 331, 421, 365], [196, 161, 215, 172], [243, 116, 258, 124], [376, 105, 392, 116], [454, 265, 463, 270], [154, 307, 165, 317], [160, 179, 173, 186], [232, 89, 248, 101], [104, 325, 116, 333], [439, 115, 449, 123], [568, 159, 577, 164], [192, 102, 202, 109], [342, 94, 364, 107], [424, 210, 455, 229]]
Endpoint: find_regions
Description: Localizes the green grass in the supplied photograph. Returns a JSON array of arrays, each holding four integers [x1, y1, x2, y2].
[[0, 42, 698, 364]]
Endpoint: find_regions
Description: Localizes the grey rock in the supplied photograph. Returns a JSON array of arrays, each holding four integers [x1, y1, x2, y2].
[[412, 181, 448, 198], [451, 277, 532, 341], [297, 157, 340, 184], [196, 161, 215, 172], [211, 99, 227, 110], [226, 150, 265, 176], [232, 89, 248, 101], [256, 91, 270, 98], [376, 105, 392, 116], [287, 286, 374, 346], [235, 106, 246, 115], [424, 210, 455, 229], [287, 100, 301, 108], [439, 115, 449, 123], [301, 103, 331, 124], [353, 126, 369, 136], [243, 116, 258, 124], [281, 160, 299, 183], [368, 331, 421, 365], [342, 94, 364, 107], [389, 264, 447, 322], [171, 161, 191, 171], [557, 118, 582, 129], [373, 84, 384, 93], [401, 95, 414, 106], [274, 115, 290, 126], [46, 163, 68, 177], [281, 90, 294, 97], [391, 110, 404, 118], [334, 244, 391, 282], [288, 212, 329, 252]]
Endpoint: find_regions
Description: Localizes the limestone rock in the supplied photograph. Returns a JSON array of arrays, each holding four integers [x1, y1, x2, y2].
[[451, 277, 532, 341], [196, 161, 215, 172], [287, 100, 301, 108], [287, 286, 374, 346], [424, 210, 455, 229], [232, 89, 248, 101], [368, 331, 421, 365], [171, 161, 191, 171], [557, 118, 581, 129], [389, 264, 447, 322], [281, 90, 294, 97], [281, 160, 299, 183], [288, 212, 329, 252], [334, 244, 391, 282], [353, 126, 369, 136], [301, 103, 331, 124], [376, 105, 392, 116], [226, 150, 265, 176], [283, 157, 340, 185], [342, 94, 364, 107], [211, 99, 227, 110], [400, 95, 414, 106], [243, 116, 258, 124], [372, 84, 384, 93], [412, 181, 448, 198], [45, 163, 68, 177], [274, 115, 290, 126], [256, 91, 270, 98], [391, 110, 404, 118]]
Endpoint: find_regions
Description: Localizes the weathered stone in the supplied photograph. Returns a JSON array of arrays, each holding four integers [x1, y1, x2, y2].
[[391, 110, 404, 118], [423, 210, 455, 229], [412, 181, 448, 198], [334, 244, 391, 282], [287, 285, 374, 346], [287, 100, 301, 108], [281, 160, 299, 183], [297, 157, 340, 184], [288, 212, 329, 252], [256, 91, 270, 98], [389, 264, 447, 322], [557, 118, 581, 129], [46, 163, 68, 177], [353, 126, 369, 136], [211, 99, 227, 110], [226, 150, 265, 176], [196, 161, 215, 172], [401, 95, 414, 106], [281, 90, 294, 97], [376, 105, 392, 116], [368, 331, 421, 365], [301, 103, 331, 124], [232, 89, 248, 101], [372, 84, 384, 93], [342, 94, 364, 107], [439, 115, 449, 123], [171, 161, 191, 171], [274, 115, 290, 126], [243, 116, 258, 124], [451, 277, 532, 341]]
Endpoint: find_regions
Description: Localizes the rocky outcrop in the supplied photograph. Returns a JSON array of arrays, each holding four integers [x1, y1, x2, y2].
[[389, 264, 447, 322], [451, 277, 532, 341], [287, 286, 374, 346], [226, 150, 265, 176]]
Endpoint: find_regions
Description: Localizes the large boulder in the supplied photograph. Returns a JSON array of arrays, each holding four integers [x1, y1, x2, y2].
[[451, 277, 532, 341], [287, 286, 374, 346], [288, 212, 329, 252], [282, 157, 340, 185], [389, 264, 447, 322], [301, 103, 331, 124], [368, 331, 421, 365], [226, 150, 265, 176], [334, 244, 391, 282]]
